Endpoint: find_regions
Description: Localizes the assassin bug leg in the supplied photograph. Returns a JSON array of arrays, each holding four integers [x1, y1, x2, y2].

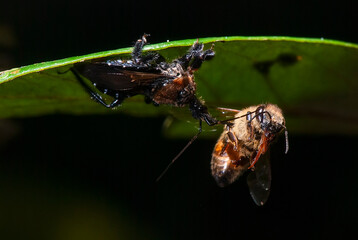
[[131, 34, 149, 62], [189, 97, 218, 126], [71, 68, 124, 108], [156, 120, 203, 182]]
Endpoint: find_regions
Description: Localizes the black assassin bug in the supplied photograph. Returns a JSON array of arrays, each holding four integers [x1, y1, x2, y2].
[[71, 34, 217, 126], [71, 34, 221, 181]]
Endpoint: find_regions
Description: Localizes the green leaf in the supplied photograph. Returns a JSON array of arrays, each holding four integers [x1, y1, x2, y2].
[[1, 36, 357, 136]]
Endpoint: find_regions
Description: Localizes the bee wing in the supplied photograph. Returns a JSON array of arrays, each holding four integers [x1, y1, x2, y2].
[[74, 63, 168, 91], [246, 151, 271, 206]]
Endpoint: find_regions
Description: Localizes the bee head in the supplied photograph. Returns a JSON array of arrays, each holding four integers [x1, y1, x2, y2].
[[255, 104, 289, 154]]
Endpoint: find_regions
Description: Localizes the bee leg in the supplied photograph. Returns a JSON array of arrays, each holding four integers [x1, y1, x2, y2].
[[226, 125, 239, 151], [249, 135, 268, 169], [249, 125, 254, 141], [219, 141, 229, 155], [246, 111, 255, 141]]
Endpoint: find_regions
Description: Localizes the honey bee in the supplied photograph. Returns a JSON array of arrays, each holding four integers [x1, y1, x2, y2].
[[211, 104, 289, 206]]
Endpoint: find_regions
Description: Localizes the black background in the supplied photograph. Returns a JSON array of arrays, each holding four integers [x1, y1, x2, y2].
[[0, 0, 357, 239]]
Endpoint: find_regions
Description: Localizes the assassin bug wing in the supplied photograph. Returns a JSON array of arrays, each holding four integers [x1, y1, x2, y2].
[[73, 62, 168, 91], [246, 151, 272, 206]]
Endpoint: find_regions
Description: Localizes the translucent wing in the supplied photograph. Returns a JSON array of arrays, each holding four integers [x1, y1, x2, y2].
[[246, 151, 271, 206]]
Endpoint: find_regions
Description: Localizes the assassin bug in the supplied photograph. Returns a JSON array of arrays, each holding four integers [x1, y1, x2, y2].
[[71, 34, 217, 126]]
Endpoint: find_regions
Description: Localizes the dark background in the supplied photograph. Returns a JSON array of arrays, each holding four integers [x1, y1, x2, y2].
[[0, 0, 357, 239]]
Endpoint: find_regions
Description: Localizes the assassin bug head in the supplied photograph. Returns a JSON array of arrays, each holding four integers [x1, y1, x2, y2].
[[177, 42, 215, 72]]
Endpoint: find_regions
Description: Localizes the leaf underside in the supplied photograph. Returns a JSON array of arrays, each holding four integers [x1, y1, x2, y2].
[[0, 36, 357, 137]]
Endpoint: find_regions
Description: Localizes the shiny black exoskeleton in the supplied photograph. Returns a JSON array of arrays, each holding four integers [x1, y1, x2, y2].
[[71, 34, 217, 126]]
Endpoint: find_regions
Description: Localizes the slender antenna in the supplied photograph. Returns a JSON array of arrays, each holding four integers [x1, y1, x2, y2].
[[156, 121, 202, 182], [218, 109, 271, 125], [277, 123, 289, 154], [284, 127, 289, 154]]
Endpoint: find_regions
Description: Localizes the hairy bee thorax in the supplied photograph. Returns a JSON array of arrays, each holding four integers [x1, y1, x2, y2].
[[211, 104, 288, 201]]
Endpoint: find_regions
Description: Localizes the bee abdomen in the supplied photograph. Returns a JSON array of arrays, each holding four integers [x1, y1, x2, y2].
[[211, 155, 243, 187]]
